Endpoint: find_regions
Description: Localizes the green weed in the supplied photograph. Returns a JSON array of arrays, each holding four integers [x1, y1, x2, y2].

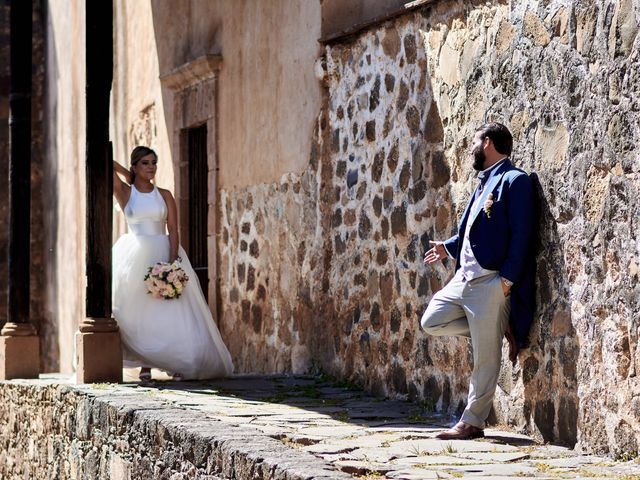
[[440, 442, 457, 455]]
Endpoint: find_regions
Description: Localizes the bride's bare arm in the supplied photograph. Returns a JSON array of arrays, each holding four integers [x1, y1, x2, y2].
[[159, 188, 180, 263], [113, 160, 131, 209]]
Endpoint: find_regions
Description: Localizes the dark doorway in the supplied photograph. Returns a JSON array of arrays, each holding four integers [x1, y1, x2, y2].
[[186, 124, 209, 300]]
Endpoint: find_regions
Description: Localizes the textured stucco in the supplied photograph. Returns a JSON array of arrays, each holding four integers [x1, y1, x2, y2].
[[149, 0, 323, 189]]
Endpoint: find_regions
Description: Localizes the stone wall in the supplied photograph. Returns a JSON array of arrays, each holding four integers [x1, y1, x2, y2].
[[0, 379, 345, 480], [218, 0, 640, 456]]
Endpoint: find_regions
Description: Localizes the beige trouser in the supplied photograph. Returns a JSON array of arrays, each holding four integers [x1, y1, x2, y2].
[[420, 270, 510, 428]]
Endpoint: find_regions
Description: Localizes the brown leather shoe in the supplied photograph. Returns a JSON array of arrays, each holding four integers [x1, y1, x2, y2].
[[436, 421, 484, 440]]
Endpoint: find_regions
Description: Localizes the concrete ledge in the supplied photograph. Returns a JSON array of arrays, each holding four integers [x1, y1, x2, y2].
[[0, 376, 349, 479]]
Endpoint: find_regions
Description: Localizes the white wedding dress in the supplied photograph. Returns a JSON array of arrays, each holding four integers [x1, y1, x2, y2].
[[112, 185, 234, 380]]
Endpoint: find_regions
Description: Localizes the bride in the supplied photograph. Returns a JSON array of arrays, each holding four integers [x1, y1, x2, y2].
[[112, 146, 234, 381]]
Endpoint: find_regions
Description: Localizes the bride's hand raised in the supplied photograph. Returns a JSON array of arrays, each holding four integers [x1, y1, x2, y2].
[[113, 160, 132, 211], [113, 160, 133, 185]]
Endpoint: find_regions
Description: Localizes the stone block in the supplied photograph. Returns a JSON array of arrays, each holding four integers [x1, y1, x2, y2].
[[0, 335, 40, 380], [534, 123, 569, 171], [403, 34, 417, 64], [291, 345, 311, 374], [608, 0, 638, 58], [523, 10, 551, 46], [495, 20, 516, 54], [576, 6, 597, 54], [75, 331, 122, 384], [438, 43, 460, 86], [382, 28, 401, 58], [583, 166, 610, 223], [548, 6, 569, 44]]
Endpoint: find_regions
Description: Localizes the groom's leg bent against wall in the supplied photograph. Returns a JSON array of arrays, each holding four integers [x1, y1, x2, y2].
[[421, 271, 471, 337]]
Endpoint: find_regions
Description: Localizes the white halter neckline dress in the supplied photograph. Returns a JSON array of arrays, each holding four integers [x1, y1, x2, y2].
[[112, 184, 233, 379]]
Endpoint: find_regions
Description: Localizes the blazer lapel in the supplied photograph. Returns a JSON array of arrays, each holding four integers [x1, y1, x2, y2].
[[468, 161, 511, 226]]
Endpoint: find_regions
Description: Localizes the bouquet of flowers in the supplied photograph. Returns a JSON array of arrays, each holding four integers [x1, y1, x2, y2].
[[144, 258, 189, 300]]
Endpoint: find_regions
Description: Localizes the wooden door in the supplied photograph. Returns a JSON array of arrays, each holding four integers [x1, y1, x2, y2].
[[186, 124, 209, 300]]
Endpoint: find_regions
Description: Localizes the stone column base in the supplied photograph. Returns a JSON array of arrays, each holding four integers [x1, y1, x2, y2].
[[75, 330, 123, 383], [0, 335, 40, 380]]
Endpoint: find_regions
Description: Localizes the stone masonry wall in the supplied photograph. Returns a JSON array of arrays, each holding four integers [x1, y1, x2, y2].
[[217, 0, 639, 456], [0, 379, 344, 480]]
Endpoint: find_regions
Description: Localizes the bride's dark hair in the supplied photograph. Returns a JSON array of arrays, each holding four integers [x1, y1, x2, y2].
[[130, 146, 157, 184]]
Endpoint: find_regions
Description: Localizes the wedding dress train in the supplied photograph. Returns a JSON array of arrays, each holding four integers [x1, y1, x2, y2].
[[112, 185, 233, 379]]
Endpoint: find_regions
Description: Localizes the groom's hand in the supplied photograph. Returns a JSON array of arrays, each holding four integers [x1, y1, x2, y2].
[[424, 241, 447, 265], [501, 277, 512, 297]]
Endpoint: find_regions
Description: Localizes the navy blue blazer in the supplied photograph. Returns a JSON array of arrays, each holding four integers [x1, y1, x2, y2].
[[442, 159, 537, 347]]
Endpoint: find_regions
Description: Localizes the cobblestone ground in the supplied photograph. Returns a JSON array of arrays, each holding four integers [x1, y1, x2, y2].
[[115, 371, 639, 479]]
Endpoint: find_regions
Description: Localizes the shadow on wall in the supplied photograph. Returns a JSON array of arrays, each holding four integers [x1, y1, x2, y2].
[[309, 13, 467, 418], [407, 98, 467, 414], [524, 174, 579, 447]]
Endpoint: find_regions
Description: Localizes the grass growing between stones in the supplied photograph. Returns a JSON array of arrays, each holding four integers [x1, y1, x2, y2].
[[574, 468, 602, 478], [89, 383, 115, 390], [406, 398, 438, 423], [292, 384, 322, 398], [616, 450, 640, 462], [314, 372, 364, 391], [530, 462, 599, 479], [406, 442, 459, 458], [260, 391, 290, 403], [416, 398, 436, 412], [407, 443, 429, 456], [443, 470, 464, 478], [440, 442, 457, 455], [332, 410, 350, 422], [259, 384, 323, 403], [353, 472, 386, 480], [407, 409, 427, 423], [280, 436, 305, 450], [533, 462, 553, 472]]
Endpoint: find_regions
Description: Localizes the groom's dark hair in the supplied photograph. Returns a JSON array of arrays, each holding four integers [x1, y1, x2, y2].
[[476, 122, 513, 156]]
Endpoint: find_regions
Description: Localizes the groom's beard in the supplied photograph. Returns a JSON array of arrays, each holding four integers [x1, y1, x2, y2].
[[472, 145, 486, 171]]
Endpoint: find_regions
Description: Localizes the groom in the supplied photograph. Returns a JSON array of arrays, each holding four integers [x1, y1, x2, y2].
[[421, 122, 537, 440]]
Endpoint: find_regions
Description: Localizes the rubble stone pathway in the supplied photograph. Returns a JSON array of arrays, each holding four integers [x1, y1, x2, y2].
[[110, 372, 639, 479]]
